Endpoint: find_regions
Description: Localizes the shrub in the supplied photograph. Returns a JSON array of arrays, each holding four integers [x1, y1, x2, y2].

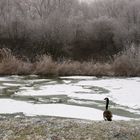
[[34, 55, 58, 76], [0, 48, 32, 75], [113, 45, 140, 76]]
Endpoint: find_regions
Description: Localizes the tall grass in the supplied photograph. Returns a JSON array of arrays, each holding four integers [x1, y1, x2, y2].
[[34, 55, 58, 76], [0, 48, 32, 75], [0, 48, 139, 76], [113, 46, 140, 76]]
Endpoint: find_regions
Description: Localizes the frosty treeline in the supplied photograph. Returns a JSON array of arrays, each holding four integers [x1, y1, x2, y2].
[[0, 0, 140, 61]]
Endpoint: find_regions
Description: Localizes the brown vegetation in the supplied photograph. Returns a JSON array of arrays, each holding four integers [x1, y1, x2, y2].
[[0, 48, 139, 76], [34, 55, 58, 75], [0, 48, 32, 75], [113, 46, 140, 76]]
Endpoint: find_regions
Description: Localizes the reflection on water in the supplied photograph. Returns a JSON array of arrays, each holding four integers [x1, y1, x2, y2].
[[0, 75, 140, 120]]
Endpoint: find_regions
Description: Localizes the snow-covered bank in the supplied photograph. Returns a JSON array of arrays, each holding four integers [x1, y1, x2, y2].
[[0, 116, 140, 140]]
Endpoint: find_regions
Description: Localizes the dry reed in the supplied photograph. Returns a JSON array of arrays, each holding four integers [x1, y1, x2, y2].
[[0, 47, 139, 76]]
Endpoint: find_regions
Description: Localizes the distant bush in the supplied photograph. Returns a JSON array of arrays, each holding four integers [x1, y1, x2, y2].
[[70, 16, 121, 60]]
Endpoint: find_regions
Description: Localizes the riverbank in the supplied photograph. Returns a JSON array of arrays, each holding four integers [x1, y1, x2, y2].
[[0, 48, 140, 77], [0, 116, 140, 140]]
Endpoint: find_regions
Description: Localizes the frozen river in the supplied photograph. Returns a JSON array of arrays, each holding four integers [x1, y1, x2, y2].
[[0, 75, 140, 120]]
